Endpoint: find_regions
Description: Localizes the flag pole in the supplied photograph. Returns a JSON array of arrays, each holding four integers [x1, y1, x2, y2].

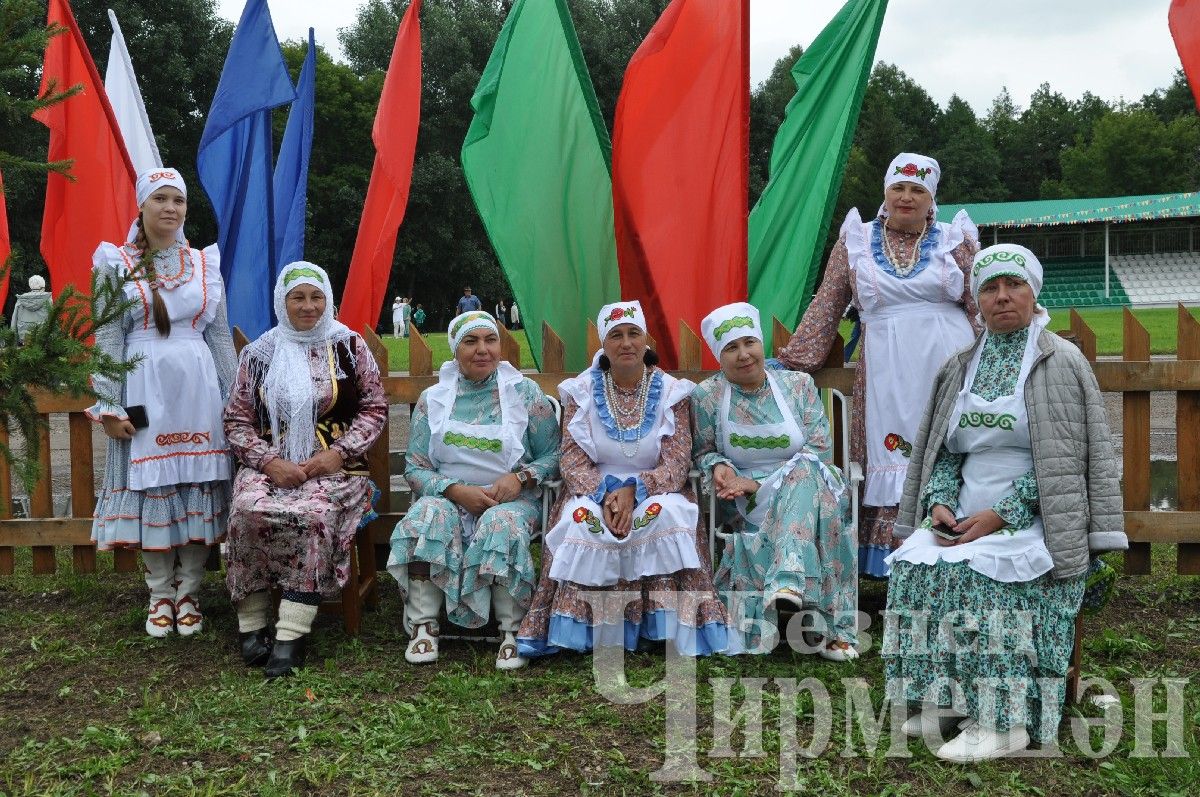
[[741, 0, 751, 270]]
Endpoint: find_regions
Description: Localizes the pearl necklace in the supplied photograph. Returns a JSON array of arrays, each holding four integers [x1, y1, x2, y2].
[[881, 219, 928, 277], [603, 366, 651, 459]]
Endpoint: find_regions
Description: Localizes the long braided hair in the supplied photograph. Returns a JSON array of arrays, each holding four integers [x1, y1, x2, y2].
[[131, 213, 172, 336]]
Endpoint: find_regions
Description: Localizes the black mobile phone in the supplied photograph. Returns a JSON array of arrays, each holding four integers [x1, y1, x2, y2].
[[931, 518, 969, 540], [124, 405, 149, 430]]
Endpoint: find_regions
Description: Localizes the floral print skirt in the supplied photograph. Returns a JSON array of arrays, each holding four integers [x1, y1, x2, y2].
[[224, 469, 373, 603], [715, 460, 857, 652], [387, 494, 540, 631], [882, 560, 1085, 744]]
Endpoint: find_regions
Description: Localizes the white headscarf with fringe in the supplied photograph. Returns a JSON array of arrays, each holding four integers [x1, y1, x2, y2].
[[242, 262, 370, 464]]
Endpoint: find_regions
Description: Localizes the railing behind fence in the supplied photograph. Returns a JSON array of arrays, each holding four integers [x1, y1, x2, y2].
[[2, 308, 1198, 577]]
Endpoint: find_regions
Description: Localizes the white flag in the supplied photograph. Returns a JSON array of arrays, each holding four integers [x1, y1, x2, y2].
[[104, 8, 162, 174]]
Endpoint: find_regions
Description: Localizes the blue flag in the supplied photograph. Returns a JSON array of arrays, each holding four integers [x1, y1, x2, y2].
[[197, 0, 295, 341], [273, 29, 316, 274]]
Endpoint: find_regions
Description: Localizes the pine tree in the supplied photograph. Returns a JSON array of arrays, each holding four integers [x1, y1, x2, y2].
[[1, 0, 138, 492]]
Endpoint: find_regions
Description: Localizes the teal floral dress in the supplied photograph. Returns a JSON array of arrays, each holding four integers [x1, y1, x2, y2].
[[692, 371, 855, 652], [883, 328, 1086, 744], [387, 372, 560, 628]]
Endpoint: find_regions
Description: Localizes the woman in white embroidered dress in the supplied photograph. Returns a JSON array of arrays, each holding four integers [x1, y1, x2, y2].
[[87, 168, 235, 638], [777, 153, 981, 577], [518, 301, 735, 657]]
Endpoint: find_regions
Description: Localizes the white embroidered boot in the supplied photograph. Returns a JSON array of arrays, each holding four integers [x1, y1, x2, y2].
[[404, 578, 442, 664], [492, 587, 528, 671], [142, 550, 177, 638], [174, 544, 209, 636]]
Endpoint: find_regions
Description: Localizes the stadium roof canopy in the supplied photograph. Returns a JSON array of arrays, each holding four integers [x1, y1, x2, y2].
[[937, 191, 1200, 229]]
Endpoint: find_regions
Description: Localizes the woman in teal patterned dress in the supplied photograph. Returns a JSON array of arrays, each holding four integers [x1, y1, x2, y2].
[[884, 244, 1126, 762], [387, 311, 560, 670], [691, 303, 857, 659]]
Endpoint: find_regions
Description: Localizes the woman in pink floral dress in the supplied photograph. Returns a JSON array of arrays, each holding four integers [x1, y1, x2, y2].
[[518, 301, 736, 656], [223, 263, 386, 678], [777, 153, 981, 577]]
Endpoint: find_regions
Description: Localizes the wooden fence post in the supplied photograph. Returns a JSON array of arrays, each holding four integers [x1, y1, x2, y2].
[[587, 322, 600, 361], [360, 327, 388, 610], [30, 420, 55, 574], [677, 321, 702, 371], [1069, 309, 1097, 362], [68, 413, 97, 574], [1123, 309, 1152, 575], [541, 322, 565, 374], [408, 326, 433, 377], [1177, 305, 1200, 575], [0, 425, 11, 575], [772, 317, 792, 358], [499, 323, 521, 369]]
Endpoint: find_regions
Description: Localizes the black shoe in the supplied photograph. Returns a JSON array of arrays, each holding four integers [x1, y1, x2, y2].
[[264, 636, 307, 679], [239, 629, 273, 667]]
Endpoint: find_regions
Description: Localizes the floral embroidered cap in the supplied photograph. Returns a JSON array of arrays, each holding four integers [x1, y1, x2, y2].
[[448, 310, 499, 351], [596, 300, 646, 336], [884, 152, 939, 196], [700, 301, 762, 360], [970, 243, 1043, 303]]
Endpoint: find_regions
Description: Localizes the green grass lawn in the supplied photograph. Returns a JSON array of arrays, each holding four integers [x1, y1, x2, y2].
[[830, 307, 1199, 362], [1045, 306, 1200, 356], [379, 308, 1198, 373], [380, 330, 535, 372], [1, 545, 1196, 795]]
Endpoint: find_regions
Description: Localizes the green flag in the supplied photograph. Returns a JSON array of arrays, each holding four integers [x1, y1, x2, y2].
[[461, 0, 619, 370], [748, 0, 888, 350]]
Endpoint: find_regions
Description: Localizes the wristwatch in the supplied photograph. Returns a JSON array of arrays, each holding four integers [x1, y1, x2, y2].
[[515, 468, 536, 488]]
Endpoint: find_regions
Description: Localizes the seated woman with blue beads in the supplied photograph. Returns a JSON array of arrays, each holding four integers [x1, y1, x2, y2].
[[691, 303, 857, 660], [387, 311, 560, 670], [518, 301, 736, 657]]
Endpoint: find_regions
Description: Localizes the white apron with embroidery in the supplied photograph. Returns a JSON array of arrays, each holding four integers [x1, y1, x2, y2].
[[848, 214, 976, 507], [886, 318, 1053, 583], [546, 371, 700, 586], [427, 361, 528, 544], [120, 247, 230, 491], [717, 373, 844, 526]]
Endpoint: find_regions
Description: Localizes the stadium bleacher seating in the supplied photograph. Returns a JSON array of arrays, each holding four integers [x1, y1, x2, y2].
[[1111, 252, 1200, 305], [1036, 257, 1129, 308]]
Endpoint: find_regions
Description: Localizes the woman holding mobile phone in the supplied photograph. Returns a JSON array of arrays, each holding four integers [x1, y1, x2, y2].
[[883, 245, 1126, 761], [87, 168, 236, 639]]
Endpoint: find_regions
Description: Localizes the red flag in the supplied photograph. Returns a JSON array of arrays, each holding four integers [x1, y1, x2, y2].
[[34, 0, 137, 299], [612, 0, 749, 369], [0, 168, 10, 309], [339, 0, 422, 336], [1170, 0, 1200, 110]]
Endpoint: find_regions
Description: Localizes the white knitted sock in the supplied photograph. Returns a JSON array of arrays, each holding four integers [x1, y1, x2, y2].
[[236, 591, 271, 633], [276, 599, 318, 641]]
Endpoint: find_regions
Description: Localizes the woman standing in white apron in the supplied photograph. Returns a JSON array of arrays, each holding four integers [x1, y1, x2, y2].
[[388, 311, 560, 670], [883, 244, 1126, 761], [518, 301, 735, 657], [691, 303, 856, 658], [87, 168, 235, 638], [778, 153, 981, 577]]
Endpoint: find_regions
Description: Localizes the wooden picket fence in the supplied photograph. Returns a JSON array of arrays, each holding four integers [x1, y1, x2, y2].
[[2, 305, 1197, 585]]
